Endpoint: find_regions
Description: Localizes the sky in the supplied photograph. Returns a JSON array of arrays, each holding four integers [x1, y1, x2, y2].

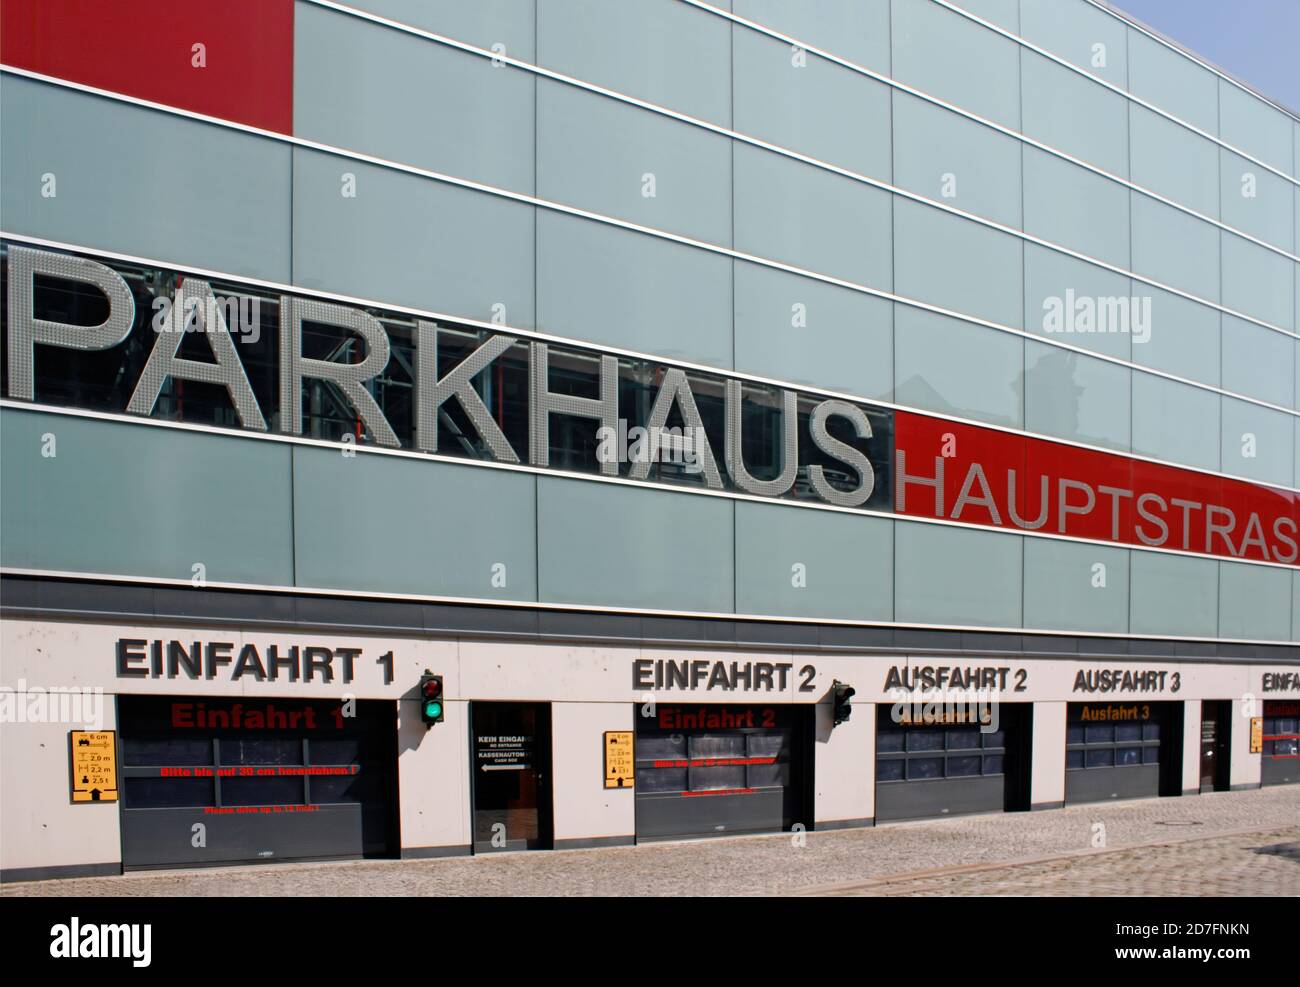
[[1113, 0, 1300, 111]]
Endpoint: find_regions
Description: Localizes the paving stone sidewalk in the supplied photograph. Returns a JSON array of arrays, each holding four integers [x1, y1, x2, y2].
[[809, 827, 1300, 896], [4, 786, 1298, 897]]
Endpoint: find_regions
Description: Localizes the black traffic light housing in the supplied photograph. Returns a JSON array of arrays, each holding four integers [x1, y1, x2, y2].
[[832, 680, 855, 726], [419, 671, 444, 728]]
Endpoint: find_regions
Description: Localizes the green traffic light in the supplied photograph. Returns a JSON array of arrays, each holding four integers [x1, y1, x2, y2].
[[423, 700, 443, 720]]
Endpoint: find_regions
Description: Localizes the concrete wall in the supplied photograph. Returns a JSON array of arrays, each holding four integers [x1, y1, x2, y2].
[[550, 701, 635, 846], [0, 704, 121, 878], [398, 698, 472, 853], [1231, 697, 1264, 788], [1182, 700, 1202, 793], [1031, 701, 1067, 808], [813, 700, 875, 826]]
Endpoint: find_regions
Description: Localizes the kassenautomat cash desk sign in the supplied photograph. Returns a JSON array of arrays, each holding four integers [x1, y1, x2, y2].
[[3, 240, 1298, 567]]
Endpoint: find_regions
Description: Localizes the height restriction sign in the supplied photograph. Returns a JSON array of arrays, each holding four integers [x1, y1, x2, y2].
[[604, 731, 634, 789], [69, 730, 118, 803]]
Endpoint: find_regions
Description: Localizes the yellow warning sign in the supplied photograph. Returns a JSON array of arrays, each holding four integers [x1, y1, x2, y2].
[[1249, 717, 1263, 754], [604, 731, 634, 789], [70, 731, 118, 803]]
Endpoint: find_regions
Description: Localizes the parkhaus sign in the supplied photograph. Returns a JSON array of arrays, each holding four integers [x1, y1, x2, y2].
[[3, 241, 1297, 566]]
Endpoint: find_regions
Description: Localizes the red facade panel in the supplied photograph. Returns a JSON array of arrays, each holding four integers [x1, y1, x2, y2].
[[1, 0, 294, 133]]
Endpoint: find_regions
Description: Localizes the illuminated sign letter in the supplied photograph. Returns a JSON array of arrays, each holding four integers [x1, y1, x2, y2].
[[725, 379, 797, 497], [415, 321, 519, 461], [808, 400, 874, 507], [629, 367, 721, 488], [128, 279, 266, 429], [529, 342, 618, 476], [278, 297, 399, 447], [6, 246, 134, 400]]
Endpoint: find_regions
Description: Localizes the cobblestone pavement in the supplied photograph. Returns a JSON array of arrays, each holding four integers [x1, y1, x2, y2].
[[4, 786, 1298, 897], [809, 828, 1300, 896]]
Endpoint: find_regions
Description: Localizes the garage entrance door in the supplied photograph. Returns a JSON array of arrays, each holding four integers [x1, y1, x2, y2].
[[1261, 701, 1299, 786], [118, 695, 398, 868], [875, 703, 1031, 821], [1065, 701, 1183, 804], [635, 704, 810, 840]]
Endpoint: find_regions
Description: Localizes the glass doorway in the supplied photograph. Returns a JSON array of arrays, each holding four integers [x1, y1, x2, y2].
[[470, 702, 553, 852], [1199, 701, 1231, 793]]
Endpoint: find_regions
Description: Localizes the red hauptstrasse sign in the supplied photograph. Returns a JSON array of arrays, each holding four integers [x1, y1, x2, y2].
[[893, 411, 1298, 565]]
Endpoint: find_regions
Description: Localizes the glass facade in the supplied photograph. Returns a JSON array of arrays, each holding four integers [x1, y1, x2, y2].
[[2, 0, 1298, 641]]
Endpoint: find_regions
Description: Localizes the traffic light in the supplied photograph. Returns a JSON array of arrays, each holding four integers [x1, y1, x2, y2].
[[419, 671, 444, 728], [832, 680, 855, 726]]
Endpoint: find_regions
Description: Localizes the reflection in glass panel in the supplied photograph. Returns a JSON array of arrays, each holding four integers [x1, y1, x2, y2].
[[946, 729, 980, 751], [218, 736, 301, 766], [1114, 723, 1142, 742], [221, 776, 304, 806], [309, 738, 367, 765], [982, 730, 1006, 748], [638, 767, 687, 793], [1278, 719, 1299, 734], [310, 771, 377, 804], [947, 755, 981, 776], [747, 762, 790, 788], [1066, 724, 1085, 745], [1143, 746, 1160, 764], [1085, 748, 1115, 768], [876, 758, 905, 781], [1143, 722, 1161, 740], [1274, 738, 1300, 756], [1066, 749, 1085, 769], [124, 776, 214, 808], [876, 730, 905, 753], [906, 730, 944, 752], [983, 754, 1005, 775], [1116, 747, 1142, 766], [747, 734, 786, 757], [689, 765, 747, 791], [637, 734, 687, 758], [1085, 725, 1114, 744], [122, 736, 213, 767], [689, 735, 747, 758], [907, 757, 944, 780]]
